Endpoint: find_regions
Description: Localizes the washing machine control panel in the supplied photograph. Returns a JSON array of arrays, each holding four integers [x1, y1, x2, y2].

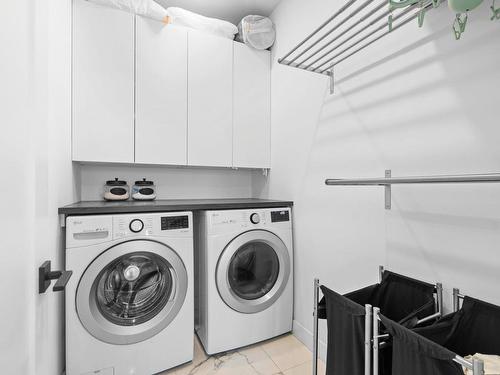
[[66, 213, 193, 247], [115, 216, 153, 237], [113, 213, 192, 239]]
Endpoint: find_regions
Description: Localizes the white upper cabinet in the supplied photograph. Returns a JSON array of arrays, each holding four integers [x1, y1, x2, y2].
[[233, 44, 271, 168], [135, 20, 188, 165], [72, 0, 134, 163], [187, 30, 234, 167], [72, 7, 271, 169]]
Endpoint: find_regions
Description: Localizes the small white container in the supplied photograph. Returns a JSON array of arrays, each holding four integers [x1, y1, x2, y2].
[[103, 178, 130, 201], [132, 178, 156, 201]]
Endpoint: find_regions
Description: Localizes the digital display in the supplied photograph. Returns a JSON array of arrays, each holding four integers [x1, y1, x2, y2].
[[271, 210, 290, 222], [161, 215, 189, 230]]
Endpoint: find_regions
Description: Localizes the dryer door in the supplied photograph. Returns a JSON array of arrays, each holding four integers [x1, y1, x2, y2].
[[76, 240, 187, 345], [216, 230, 290, 314]]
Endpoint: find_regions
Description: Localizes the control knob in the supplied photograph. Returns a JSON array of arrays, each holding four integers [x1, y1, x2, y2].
[[129, 219, 144, 233], [250, 213, 261, 224]]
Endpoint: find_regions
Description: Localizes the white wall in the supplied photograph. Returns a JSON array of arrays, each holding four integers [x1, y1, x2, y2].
[[34, 1, 79, 374], [1, 0, 35, 372], [0, 0, 76, 374], [262, 0, 500, 357], [79, 164, 254, 201]]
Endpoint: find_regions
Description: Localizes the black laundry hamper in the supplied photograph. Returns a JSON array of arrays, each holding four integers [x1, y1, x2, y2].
[[315, 270, 441, 375], [378, 295, 500, 375]]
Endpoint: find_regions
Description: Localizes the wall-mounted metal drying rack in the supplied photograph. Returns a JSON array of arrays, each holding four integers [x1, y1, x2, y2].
[[278, 0, 442, 93], [325, 170, 500, 209]]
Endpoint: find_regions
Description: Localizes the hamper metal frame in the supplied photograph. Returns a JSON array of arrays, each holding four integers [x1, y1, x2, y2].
[[453, 287, 466, 312], [312, 266, 443, 375], [372, 307, 485, 375]]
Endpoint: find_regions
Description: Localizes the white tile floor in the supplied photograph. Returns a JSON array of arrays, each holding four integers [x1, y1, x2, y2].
[[160, 334, 326, 375]]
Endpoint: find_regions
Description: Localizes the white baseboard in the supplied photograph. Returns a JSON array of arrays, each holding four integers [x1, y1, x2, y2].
[[292, 320, 327, 362]]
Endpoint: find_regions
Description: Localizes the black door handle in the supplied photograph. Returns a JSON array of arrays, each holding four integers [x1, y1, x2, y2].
[[53, 270, 73, 292], [39, 261, 73, 293]]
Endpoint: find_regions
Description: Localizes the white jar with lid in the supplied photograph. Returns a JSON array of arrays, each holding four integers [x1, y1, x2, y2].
[[103, 178, 130, 201], [132, 178, 156, 200]]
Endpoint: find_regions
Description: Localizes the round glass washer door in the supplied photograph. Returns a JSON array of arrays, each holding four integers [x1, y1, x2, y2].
[[76, 240, 187, 345], [216, 230, 291, 314]]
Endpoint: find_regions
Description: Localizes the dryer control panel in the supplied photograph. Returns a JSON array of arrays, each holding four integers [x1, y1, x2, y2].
[[207, 207, 291, 235]]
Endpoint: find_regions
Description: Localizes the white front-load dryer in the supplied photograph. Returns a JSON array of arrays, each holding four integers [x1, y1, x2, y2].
[[65, 212, 194, 375], [195, 207, 293, 355]]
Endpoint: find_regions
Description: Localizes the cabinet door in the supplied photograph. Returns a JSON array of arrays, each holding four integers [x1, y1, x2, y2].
[[72, 0, 134, 163], [233, 44, 271, 168], [135, 20, 188, 165], [187, 31, 233, 167]]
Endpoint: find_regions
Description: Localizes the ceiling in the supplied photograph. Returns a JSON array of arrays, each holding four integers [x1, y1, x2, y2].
[[156, 0, 283, 24]]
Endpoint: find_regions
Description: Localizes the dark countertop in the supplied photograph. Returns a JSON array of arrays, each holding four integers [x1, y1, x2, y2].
[[59, 198, 293, 216]]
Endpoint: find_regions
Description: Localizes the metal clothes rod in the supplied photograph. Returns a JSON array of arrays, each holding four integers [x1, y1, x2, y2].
[[278, 0, 445, 93], [305, 4, 390, 70], [287, 0, 376, 65], [279, 0, 418, 71], [277, 59, 333, 76], [319, 1, 427, 72], [325, 172, 500, 186], [278, 0, 357, 63], [325, 170, 500, 209]]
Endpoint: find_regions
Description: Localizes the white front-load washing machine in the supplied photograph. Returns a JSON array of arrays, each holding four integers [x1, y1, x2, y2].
[[195, 207, 293, 355], [65, 212, 194, 375]]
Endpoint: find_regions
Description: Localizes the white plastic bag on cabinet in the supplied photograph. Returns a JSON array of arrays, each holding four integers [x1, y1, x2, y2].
[[236, 15, 276, 50], [86, 0, 168, 22], [165, 7, 238, 40]]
